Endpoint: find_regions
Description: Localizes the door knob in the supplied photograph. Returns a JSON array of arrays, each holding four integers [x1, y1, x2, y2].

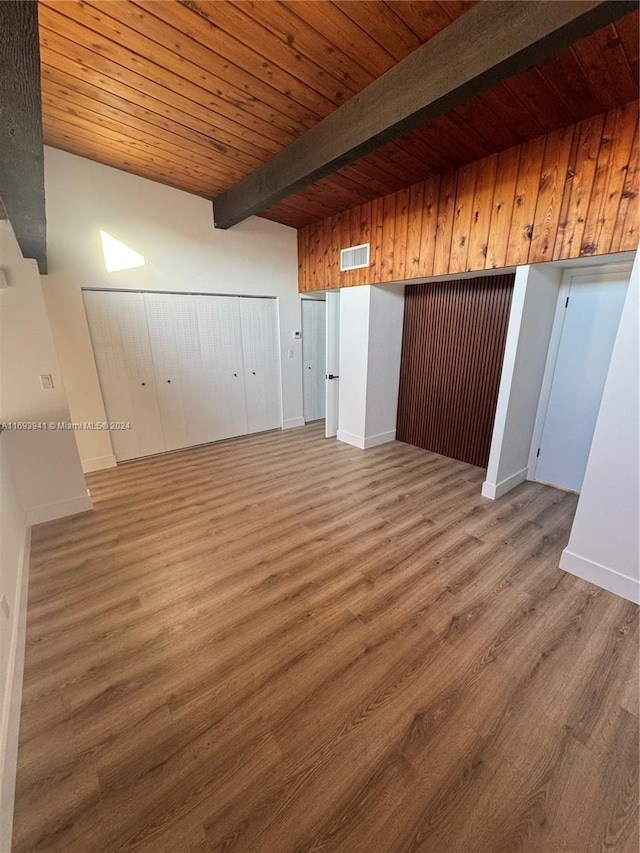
[[327, 374, 339, 379], [167, 380, 171, 383], [141, 382, 146, 386]]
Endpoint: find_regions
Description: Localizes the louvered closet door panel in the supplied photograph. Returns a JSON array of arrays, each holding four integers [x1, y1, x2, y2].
[[143, 294, 193, 451], [83, 290, 164, 461], [239, 298, 281, 433], [195, 295, 248, 440], [166, 294, 224, 448]]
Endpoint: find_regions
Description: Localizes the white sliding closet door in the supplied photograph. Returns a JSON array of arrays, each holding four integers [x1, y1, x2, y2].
[[144, 294, 193, 451], [302, 299, 326, 422], [195, 296, 248, 441], [83, 290, 164, 461], [85, 291, 281, 460], [239, 298, 281, 433]]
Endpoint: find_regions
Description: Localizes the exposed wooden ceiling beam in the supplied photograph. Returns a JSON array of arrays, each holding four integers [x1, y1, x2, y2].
[[0, 1, 47, 272], [213, 0, 637, 230]]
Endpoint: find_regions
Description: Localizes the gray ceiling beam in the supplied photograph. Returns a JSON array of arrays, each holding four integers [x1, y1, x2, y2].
[[0, 1, 47, 272]]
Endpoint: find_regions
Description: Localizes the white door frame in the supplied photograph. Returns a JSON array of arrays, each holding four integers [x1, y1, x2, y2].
[[301, 297, 326, 423], [325, 291, 340, 438], [527, 262, 633, 481]]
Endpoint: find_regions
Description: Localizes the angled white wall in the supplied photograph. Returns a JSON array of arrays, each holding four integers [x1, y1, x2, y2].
[[483, 264, 561, 499], [0, 220, 90, 851], [560, 253, 639, 603], [42, 147, 305, 472], [0, 221, 91, 520], [337, 284, 404, 449]]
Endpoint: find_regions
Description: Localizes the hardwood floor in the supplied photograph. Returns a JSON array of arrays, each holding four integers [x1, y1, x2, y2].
[[13, 424, 639, 852]]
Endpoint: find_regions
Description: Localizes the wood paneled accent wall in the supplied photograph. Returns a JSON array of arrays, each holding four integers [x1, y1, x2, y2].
[[298, 101, 639, 291], [396, 274, 514, 468]]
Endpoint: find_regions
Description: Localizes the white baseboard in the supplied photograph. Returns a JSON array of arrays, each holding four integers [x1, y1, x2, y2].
[[482, 467, 529, 500], [560, 549, 640, 604], [337, 430, 396, 450], [337, 429, 365, 449], [363, 431, 396, 449], [26, 493, 93, 526], [82, 453, 117, 473], [0, 522, 31, 853], [282, 417, 306, 430]]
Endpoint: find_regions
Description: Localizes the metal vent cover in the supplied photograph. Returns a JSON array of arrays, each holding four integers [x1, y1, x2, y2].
[[340, 243, 370, 272]]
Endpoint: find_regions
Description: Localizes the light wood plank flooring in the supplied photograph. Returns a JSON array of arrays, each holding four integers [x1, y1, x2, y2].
[[13, 424, 639, 852]]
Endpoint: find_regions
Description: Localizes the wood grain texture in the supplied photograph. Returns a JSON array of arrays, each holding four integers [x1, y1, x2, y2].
[[264, 9, 640, 228], [213, 0, 637, 227], [13, 424, 639, 852], [298, 101, 639, 291], [397, 274, 514, 467], [38, 0, 639, 230]]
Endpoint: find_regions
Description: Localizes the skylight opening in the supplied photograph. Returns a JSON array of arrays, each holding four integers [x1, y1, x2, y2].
[[100, 230, 145, 273]]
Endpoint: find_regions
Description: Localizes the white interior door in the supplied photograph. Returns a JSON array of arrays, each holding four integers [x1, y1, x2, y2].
[[325, 292, 340, 438], [83, 290, 165, 461], [533, 269, 629, 492], [239, 297, 281, 433], [302, 299, 326, 422]]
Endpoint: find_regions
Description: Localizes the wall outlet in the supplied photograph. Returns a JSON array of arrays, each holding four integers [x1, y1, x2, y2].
[[0, 594, 9, 620], [40, 374, 54, 390]]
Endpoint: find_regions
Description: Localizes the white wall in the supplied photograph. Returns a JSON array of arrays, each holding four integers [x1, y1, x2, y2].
[[483, 264, 562, 499], [0, 221, 91, 520], [365, 286, 405, 443], [560, 253, 639, 603], [42, 147, 305, 471], [0, 435, 30, 853], [337, 286, 370, 447], [337, 284, 404, 449], [0, 220, 90, 850]]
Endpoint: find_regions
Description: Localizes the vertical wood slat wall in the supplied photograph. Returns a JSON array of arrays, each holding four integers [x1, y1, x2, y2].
[[298, 101, 639, 292], [396, 274, 514, 468]]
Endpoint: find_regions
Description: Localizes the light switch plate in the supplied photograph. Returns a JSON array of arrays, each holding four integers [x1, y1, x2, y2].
[[40, 374, 54, 390]]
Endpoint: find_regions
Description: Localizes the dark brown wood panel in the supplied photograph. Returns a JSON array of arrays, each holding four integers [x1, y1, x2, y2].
[[298, 101, 640, 290], [13, 424, 639, 852], [397, 274, 514, 467]]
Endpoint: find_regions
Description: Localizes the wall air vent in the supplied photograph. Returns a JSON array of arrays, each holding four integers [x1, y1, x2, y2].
[[340, 243, 370, 272]]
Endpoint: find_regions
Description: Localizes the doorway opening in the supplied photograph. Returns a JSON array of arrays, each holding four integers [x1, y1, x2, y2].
[[302, 298, 326, 424], [528, 265, 630, 493], [302, 293, 340, 438]]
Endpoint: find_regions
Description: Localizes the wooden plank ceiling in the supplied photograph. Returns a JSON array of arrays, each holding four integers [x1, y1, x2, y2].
[[40, 1, 639, 229]]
